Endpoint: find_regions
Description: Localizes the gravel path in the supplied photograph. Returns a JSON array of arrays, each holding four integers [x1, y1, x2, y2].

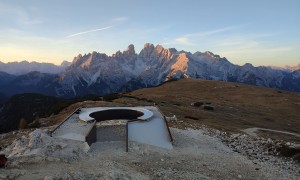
[[242, 127, 300, 138]]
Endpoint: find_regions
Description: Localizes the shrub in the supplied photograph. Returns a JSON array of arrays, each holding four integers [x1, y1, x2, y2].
[[193, 102, 204, 107], [103, 93, 122, 101], [27, 116, 41, 128], [278, 145, 300, 157], [203, 105, 214, 111], [184, 116, 199, 120]]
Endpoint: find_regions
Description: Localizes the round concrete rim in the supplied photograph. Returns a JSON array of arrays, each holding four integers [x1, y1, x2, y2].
[[79, 107, 154, 122]]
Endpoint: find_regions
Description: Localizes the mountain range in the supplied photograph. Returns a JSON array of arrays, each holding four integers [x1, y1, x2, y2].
[[0, 43, 300, 100], [0, 60, 70, 75]]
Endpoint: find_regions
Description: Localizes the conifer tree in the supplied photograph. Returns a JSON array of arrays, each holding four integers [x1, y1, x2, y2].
[[18, 118, 27, 130]]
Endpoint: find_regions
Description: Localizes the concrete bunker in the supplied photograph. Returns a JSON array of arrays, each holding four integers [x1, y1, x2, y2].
[[52, 106, 173, 151], [88, 109, 146, 145]]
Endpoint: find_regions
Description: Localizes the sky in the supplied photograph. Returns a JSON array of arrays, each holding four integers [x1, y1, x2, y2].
[[0, 0, 299, 67]]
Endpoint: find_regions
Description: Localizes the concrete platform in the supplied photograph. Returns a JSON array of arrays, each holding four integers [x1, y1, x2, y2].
[[51, 106, 173, 150], [51, 113, 95, 142]]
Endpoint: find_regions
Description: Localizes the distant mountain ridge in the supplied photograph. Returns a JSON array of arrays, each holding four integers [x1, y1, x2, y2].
[[1, 71, 60, 97], [0, 60, 70, 75], [269, 63, 300, 72], [0, 43, 299, 98], [0, 71, 16, 86], [285, 63, 300, 71]]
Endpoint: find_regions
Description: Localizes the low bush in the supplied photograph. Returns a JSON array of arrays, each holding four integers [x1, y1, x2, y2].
[[193, 102, 204, 107], [184, 116, 199, 120], [203, 105, 214, 111]]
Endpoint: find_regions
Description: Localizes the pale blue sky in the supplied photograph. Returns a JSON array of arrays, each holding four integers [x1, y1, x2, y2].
[[0, 0, 299, 66]]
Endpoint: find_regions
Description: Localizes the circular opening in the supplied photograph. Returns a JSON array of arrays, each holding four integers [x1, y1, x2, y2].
[[90, 109, 144, 121]]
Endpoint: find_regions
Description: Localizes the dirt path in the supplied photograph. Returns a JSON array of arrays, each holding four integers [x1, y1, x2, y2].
[[242, 127, 300, 138], [1, 128, 299, 180]]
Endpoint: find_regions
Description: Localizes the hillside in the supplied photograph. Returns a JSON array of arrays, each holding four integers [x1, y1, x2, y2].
[[0, 71, 16, 86], [0, 94, 60, 134], [118, 79, 300, 142], [0, 93, 114, 134], [0, 92, 7, 106]]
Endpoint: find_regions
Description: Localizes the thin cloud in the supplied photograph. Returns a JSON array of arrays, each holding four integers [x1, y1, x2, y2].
[[0, 1, 43, 25], [217, 33, 279, 47], [163, 24, 249, 46], [218, 46, 292, 56], [66, 26, 113, 38], [175, 37, 194, 46], [110, 17, 129, 23], [185, 24, 249, 38]]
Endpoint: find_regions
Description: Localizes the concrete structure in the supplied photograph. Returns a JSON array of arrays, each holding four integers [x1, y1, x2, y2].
[[51, 106, 173, 151]]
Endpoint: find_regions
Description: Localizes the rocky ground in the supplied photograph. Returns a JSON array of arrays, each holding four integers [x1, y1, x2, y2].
[[202, 126, 300, 173], [0, 126, 299, 180]]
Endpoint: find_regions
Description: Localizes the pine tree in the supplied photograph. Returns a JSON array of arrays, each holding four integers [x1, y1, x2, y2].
[[18, 118, 27, 130]]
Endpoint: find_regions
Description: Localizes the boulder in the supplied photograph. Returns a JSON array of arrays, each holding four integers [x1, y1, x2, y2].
[[0, 154, 7, 168]]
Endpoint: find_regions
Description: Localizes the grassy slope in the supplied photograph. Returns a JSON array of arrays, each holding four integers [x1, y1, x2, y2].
[[121, 79, 300, 135]]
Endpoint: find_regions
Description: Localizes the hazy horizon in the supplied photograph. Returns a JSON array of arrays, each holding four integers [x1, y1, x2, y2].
[[0, 0, 299, 67]]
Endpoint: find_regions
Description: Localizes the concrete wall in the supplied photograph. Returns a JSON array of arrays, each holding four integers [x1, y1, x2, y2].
[[128, 117, 173, 149], [85, 125, 97, 146], [96, 125, 126, 142]]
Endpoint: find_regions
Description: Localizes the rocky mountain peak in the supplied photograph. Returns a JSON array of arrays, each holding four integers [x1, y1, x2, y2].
[[60, 61, 71, 67], [242, 63, 255, 70], [71, 54, 84, 67], [72, 54, 82, 63], [144, 43, 155, 49], [112, 51, 122, 58], [204, 51, 217, 58], [91, 51, 98, 56], [77, 54, 83, 58], [168, 48, 178, 54], [139, 43, 155, 58], [204, 51, 214, 55], [155, 44, 164, 51], [124, 44, 135, 55]]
